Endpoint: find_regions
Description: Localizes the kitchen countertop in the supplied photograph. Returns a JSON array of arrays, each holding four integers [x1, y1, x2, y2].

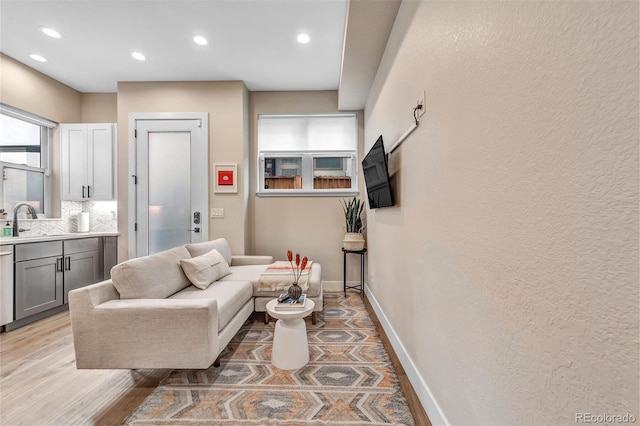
[[0, 232, 119, 246]]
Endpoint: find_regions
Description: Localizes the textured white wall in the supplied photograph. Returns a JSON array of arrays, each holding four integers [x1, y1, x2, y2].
[[365, 1, 639, 424]]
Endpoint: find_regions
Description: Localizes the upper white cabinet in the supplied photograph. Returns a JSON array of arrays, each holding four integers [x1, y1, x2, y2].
[[61, 123, 116, 201]]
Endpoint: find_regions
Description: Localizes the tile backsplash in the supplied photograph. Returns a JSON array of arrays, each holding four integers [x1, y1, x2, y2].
[[10, 201, 117, 237], [62, 201, 118, 233]]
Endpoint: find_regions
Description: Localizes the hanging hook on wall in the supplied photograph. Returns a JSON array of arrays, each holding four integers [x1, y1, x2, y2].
[[413, 103, 422, 125], [389, 98, 424, 154]]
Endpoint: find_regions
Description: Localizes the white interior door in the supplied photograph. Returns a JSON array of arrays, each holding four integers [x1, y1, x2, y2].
[[130, 114, 208, 257]]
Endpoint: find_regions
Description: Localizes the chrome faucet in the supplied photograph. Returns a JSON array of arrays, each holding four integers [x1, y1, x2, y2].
[[12, 203, 38, 237]]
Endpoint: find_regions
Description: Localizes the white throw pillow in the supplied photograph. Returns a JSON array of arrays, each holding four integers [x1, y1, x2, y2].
[[180, 248, 231, 290], [185, 238, 233, 265]]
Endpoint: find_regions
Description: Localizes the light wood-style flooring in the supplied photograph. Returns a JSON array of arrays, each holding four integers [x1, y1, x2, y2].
[[0, 311, 170, 425], [1, 294, 430, 426]]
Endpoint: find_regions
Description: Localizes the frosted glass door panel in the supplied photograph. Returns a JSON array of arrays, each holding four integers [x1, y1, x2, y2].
[[132, 115, 207, 258], [148, 132, 190, 254]]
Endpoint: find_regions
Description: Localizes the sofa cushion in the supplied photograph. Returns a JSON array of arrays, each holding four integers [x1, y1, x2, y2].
[[180, 249, 231, 290], [218, 264, 268, 286], [186, 238, 232, 265], [218, 263, 323, 298], [111, 246, 192, 299], [169, 280, 253, 332]]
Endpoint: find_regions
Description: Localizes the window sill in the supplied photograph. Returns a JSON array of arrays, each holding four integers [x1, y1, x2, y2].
[[256, 190, 359, 197]]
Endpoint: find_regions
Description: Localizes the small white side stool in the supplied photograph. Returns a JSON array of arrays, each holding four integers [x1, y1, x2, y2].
[[266, 298, 315, 370]]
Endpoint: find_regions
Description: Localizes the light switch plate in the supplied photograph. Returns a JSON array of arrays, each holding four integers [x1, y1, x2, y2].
[[211, 208, 224, 218]]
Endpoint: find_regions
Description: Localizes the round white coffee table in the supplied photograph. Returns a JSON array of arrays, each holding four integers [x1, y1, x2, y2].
[[266, 298, 315, 370]]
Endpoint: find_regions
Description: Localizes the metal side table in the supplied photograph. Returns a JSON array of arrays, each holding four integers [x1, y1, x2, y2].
[[342, 247, 366, 296]]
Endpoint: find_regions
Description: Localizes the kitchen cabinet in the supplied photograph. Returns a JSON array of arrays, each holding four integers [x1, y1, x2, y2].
[[0, 245, 14, 326], [63, 238, 102, 304], [14, 241, 64, 320], [61, 123, 116, 201], [13, 238, 103, 321], [103, 236, 117, 280]]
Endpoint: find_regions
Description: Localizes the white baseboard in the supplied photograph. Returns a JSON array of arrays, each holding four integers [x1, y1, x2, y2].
[[364, 285, 449, 426]]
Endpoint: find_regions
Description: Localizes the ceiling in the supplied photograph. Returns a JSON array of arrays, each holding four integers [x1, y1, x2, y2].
[[0, 0, 400, 108]]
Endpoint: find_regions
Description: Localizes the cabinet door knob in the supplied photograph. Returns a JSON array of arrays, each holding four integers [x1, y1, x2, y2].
[[87, 186, 92, 198], [82, 186, 86, 198], [65, 256, 71, 271]]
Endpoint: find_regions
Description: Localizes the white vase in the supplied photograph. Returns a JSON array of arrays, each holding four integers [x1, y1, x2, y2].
[[343, 232, 365, 251]]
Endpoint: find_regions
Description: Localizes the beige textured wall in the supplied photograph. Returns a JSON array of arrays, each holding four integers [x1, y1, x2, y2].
[[0, 54, 82, 123], [117, 81, 248, 261], [365, 1, 639, 424], [249, 91, 364, 282], [81, 93, 117, 122]]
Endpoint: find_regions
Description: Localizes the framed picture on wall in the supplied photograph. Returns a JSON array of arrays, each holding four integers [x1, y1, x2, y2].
[[214, 163, 238, 193]]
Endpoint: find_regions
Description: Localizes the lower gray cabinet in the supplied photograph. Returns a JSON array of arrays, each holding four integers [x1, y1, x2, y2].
[[63, 238, 102, 304], [103, 236, 117, 280], [14, 242, 64, 320], [13, 237, 104, 320]]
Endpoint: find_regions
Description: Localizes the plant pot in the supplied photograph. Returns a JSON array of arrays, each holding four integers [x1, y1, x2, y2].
[[343, 232, 365, 251]]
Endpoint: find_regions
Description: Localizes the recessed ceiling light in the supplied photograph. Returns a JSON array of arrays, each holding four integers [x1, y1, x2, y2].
[[29, 54, 47, 62], [131, 52, 146, 61], [193, 35, 208, 46], [40, 27, 62, 38], [297, 33, 310, 44]]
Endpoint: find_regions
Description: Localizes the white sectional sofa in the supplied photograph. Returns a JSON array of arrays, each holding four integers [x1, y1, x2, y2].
[[68, 238, 322, 370]]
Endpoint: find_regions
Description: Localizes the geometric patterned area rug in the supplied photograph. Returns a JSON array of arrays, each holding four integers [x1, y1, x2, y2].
[[123, 293, 415, 425]]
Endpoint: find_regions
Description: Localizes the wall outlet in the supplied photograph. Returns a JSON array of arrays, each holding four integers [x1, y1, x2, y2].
[[211, 208, 224, 218]]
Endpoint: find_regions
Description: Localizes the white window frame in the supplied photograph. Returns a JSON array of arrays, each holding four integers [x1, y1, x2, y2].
[[257, 114, 358, 197], [0, 104, 55, 217]]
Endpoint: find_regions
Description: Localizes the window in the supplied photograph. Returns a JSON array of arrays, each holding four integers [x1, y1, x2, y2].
[[0, 104, 55, 217], [314, 157, 343, 170], [258, 114, 358, 195]]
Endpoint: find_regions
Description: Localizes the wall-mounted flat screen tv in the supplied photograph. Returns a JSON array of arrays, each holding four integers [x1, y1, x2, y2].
[[362, 135, 394, 209]]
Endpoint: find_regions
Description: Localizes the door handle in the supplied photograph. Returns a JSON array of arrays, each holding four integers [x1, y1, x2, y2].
[[56, 258, 63, 272], [193, 211, 201, 224], [87, 185, 92, 198], [65, 256, 71, 271], [82, 185, 86, 198], [188, 228, 200, 233]]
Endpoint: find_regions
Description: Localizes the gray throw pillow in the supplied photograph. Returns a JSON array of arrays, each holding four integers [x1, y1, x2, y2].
[[111, 246, 191, 299]]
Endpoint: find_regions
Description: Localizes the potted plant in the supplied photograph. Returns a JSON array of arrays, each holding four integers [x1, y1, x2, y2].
[[341, 197, 365, 250]]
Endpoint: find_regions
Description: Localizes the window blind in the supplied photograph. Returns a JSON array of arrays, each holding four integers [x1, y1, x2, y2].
[[258, 114, 357, 152]]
